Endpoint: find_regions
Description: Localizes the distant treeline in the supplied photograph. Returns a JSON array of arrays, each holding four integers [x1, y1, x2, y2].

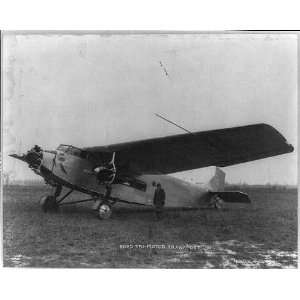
[[225, 183, 297, 192], [3, 180, 297, 192], [3, 180, 44, 186]]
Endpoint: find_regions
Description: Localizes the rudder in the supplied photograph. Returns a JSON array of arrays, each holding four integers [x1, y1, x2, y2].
[[207, 167, 225, 192]]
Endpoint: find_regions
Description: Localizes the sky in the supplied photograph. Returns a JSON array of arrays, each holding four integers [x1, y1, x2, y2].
[[2, 33, 297, 185]]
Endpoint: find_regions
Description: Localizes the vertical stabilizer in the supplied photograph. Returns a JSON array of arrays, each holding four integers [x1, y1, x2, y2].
[[207, 167, 225, 192]]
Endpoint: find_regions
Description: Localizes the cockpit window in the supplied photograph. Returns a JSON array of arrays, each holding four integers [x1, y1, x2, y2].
[[57, 144, 89, 159], [57, 145, 69, 152]]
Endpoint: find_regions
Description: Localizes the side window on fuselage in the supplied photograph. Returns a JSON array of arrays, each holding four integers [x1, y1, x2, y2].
[[80, 151, 88, 159], [67, 147, 81, 157], [57, 145, 89, 160]]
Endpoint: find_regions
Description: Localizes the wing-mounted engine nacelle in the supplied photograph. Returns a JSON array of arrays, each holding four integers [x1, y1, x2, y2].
[[94, 152, 117, 185]]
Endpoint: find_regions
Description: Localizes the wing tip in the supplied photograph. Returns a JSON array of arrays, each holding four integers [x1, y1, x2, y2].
[[259, 123, 294, 154]]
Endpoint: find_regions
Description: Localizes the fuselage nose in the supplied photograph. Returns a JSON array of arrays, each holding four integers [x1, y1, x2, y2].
[[41, 150, 57, 171], [26, 151, 43, 168]]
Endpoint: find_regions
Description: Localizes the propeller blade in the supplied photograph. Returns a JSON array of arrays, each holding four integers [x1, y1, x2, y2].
[[9, 154, 28, 163]]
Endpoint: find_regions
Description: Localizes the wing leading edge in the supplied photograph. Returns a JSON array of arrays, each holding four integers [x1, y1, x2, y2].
[[84, 123, 293, 174]]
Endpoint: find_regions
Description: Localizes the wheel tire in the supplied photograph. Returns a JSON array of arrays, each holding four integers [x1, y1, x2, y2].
[[98, 203, 112, 220], [40, 195, 58, 212], [40, 196, 49, 212], [209, 195, 223, 210], [213, 195, 223, 210]]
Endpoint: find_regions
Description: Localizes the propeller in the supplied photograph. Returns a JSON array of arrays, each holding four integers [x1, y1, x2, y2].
[[9, 153, 28, 162], [9, 145, 43, 171]]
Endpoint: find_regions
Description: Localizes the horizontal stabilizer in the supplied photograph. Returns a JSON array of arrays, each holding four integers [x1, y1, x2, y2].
[[209, 191, 251, 203]]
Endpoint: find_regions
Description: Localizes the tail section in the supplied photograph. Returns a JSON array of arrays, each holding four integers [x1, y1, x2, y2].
[[206, 167, 251, 204], [207, 167, 225, 192]]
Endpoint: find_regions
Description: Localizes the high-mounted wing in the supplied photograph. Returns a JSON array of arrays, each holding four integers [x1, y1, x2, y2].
[[84, 124, 293, 175]]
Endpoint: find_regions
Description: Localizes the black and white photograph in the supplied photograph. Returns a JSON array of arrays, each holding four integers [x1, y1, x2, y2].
[[2, 31, 297, 269]]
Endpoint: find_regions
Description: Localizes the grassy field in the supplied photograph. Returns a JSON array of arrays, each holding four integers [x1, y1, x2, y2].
[[2, 185, 298, 268]]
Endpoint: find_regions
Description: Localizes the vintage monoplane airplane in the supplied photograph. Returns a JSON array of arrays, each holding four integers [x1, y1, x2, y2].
[[10, 117, 294, 219]]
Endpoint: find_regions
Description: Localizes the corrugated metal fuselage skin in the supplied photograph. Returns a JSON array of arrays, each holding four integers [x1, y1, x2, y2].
[[40, 151, 211, 208], [111, 174, 211, 208]]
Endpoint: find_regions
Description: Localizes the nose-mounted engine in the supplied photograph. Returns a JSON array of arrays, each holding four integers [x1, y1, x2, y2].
[[27, 145, 43, 171], [10, 145, 43, 175]]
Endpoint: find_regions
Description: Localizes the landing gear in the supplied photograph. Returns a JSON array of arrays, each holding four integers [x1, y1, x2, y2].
[[95, 185, 114, 220], [40, 185, 62, 212], [40, 195, 59, 212], [209, 195, 223, 210], [39, 184, 116, 219], [98, 202, 112, 220]]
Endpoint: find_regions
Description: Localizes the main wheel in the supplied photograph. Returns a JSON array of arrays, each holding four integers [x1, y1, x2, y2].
[[98, 203, 112, 220], [40, 195, 58, 212], [209, 195, 223, 210]]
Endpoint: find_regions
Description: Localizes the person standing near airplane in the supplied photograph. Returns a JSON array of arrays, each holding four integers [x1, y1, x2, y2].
[[153, 183, 166, 219]]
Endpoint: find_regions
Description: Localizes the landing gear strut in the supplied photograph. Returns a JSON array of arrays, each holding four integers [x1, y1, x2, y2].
[[40, 185, 62, 212], [40, 184, 116, 219]]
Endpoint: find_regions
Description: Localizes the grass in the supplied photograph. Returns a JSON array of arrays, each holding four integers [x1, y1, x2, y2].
[[2, 185, 298, 268]]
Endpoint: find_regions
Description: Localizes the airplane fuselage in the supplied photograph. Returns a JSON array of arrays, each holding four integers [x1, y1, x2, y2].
[[39, 145, 213, 208]]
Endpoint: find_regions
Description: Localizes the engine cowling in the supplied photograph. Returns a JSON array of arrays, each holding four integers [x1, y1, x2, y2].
[[94, 162, 116, 184]]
